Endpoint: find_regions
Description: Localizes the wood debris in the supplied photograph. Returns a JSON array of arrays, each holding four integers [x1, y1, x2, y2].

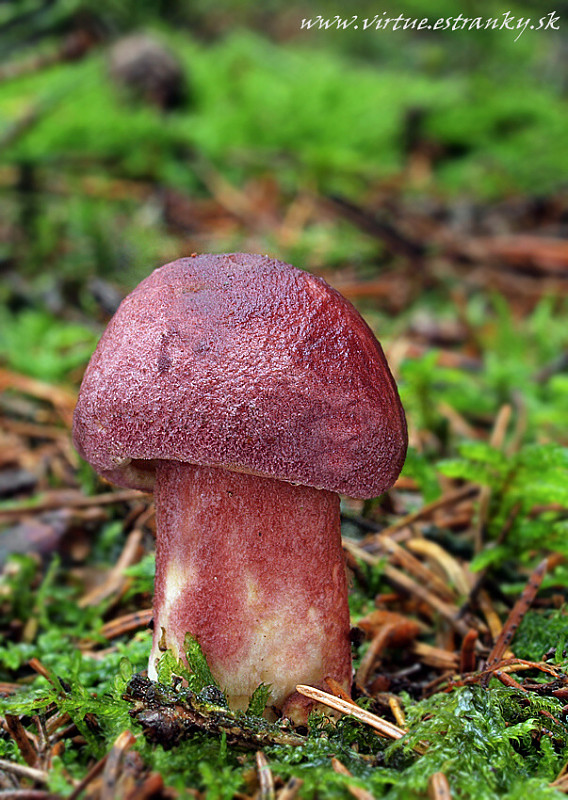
[[124, 676, 305, 751]]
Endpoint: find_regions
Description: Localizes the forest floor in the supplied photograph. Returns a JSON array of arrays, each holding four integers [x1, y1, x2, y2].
[[1, 8, 568, 798]]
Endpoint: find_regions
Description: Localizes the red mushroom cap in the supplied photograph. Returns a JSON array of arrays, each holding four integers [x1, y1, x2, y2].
[[72, 253, 407, 498]]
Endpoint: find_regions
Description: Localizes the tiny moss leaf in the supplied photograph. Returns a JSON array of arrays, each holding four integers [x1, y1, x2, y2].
[[247, 683, 272, 717], [184, 633, 220, 692]]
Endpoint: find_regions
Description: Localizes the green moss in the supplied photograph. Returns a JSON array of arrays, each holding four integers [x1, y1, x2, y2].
[[3, 30, 568, 200], [514, 609, 568, 664], [0, 308, 99, 383], [373, 685, 566, 799], [2, 582, 568, 799]]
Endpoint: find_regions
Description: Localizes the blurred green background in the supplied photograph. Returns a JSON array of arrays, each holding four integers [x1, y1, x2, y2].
[[2, 0, 567, 302], [1, 0, 567, 453]]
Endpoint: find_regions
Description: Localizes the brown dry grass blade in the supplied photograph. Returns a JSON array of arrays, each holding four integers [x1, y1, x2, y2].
[[295, 685, 428, 754], [276, 777, 304, 800], [342, 539, 471, 638], [100, 731, 137, 800], [428, 771, 453, 799], [0, 369, 76, 427], [359, 485, 479, 547], [4, 716, 38, 767], [256, 752, 275, 800], [331, 758, 375, 800]]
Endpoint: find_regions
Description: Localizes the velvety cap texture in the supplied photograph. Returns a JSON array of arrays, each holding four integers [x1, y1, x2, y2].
[[72, 253, 407, 498]]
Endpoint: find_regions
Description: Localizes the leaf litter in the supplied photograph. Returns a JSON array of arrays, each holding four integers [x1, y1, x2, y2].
[[0, 24, 568, 794], [0, 286, 567, 799]]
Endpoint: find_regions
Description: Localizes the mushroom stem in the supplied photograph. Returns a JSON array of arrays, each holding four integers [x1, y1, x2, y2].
[[149, 461, 352, 714]]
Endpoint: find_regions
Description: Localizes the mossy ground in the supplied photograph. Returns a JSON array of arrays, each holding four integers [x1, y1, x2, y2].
[[1, 2, 568, 796]]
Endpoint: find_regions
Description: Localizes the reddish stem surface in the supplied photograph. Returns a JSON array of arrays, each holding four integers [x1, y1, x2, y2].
[[149, 461, 352, 713]]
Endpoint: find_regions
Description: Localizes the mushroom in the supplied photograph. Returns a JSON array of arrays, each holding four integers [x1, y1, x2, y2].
[[72, 253, 407, 718]]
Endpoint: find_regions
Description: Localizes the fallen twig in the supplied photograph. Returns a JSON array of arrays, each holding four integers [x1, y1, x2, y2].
[[294, 685, 425, 752], [276, 777, 303, 800], [4, 717, 37, 768], [459, 630, 479, 674], [343, 540, 474, 639], [428, 771, 452, 799], [0, 760, 47, 785], [485, 558, 549, 670], [125, 676, 304, 750], [359, 485, 480, 548], [0, 490, 148, 522], [0, 370, 76, 428], [79, 529, 144, 608], [331, 758, 375, 800], [100, 731, 136, 800], [66, 754, 109, 800], [256, 752, 275, 800], [98, 609, 154, 641]]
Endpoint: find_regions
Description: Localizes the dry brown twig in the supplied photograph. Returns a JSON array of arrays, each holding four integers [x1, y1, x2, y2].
[[256, 752, 275, 800], [474, 403, 512, 553], [276, 776, 304, 800], [459, 629, 479, 674], [0, 370, 76, 428], [324, 677, 356, 704], [350, 533, 457, 603], [356, 614, 422, 687], [356, 623, 400, 686], [477, 590, 508, 645], [412, 642, 459, 672], [405, 539, 471, 597], [100, 731, 137, 800], [98, 608, 154, 641], [0, 759, 48, 786], [123, 771, 164, 800], [388, 697, 406, 729], [428, 771, 453, 800], [359, 485, 479, 548], [331, 758, 375, 800], [344, 539, 475, 639], [3, 717, 37, 768], [294, 685, 424, 750], [485, 557, 549, 670], [0, 489, 148, 523], [66, 754, 109, 800], [79, 529, 144, 608]]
